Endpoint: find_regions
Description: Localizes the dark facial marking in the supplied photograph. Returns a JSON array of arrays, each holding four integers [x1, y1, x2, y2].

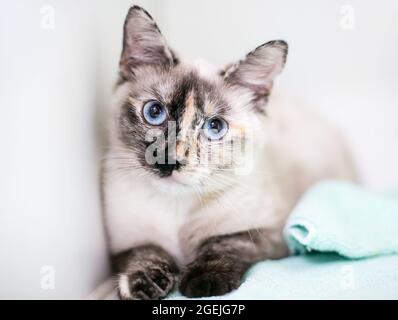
[[119, 101, 146, 153], [118, 71, 231, 178]]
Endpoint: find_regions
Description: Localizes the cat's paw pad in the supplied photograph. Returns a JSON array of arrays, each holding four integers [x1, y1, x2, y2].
[[179, 259, 241, 298], [118, 264, 175, 300]]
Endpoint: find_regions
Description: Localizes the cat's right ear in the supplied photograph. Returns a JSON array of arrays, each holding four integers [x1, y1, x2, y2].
[[119, 6, 177, 80], [222, 40, 288, 107]]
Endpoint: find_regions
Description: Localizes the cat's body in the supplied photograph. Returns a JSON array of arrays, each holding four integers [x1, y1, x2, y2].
[[105, 88, 355, 264], [103, 6, 356, 299]]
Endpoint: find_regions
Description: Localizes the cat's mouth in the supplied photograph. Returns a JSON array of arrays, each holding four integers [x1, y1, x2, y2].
[[149, 169, 200, 194], [164, 170, 191, 186]]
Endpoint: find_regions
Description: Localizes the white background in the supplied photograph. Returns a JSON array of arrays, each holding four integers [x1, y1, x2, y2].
[[0, 0, 397, 298]]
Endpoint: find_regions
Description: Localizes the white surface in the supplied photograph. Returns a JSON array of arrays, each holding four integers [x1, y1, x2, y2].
[[0, 0, 146, 299], [0, 0, 397, 299]]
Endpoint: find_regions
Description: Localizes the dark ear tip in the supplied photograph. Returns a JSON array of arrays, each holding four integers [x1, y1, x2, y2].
[[127, 5, 153, 20], [127, 5, 143, 15], [264, 40, 288, 52], [130, 5, 143, 10], [250, 40, 288, 58], [252, 40, 288, 62]]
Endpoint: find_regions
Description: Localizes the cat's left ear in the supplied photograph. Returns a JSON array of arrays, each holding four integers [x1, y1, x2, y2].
[[119, 6, 177, 79], [223, 40, 288, 104]]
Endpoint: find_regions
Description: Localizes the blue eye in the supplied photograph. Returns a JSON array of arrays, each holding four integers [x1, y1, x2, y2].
[[143, 101, 167, 125], [203, 117, 228, 140]]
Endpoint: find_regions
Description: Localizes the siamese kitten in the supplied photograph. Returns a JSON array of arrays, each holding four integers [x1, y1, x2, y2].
[[103, 6, 356, 299]]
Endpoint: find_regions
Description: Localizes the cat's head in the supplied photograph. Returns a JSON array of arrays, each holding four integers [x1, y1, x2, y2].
[[110, 6, 288, 193]]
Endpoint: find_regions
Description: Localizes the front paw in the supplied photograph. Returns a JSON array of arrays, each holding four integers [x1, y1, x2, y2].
[[179, 258, 243, 298], [118, 262, 176, 300]]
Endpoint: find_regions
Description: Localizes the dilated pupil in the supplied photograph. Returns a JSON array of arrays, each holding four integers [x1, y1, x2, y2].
[[210, 119, 222, 133], [149, 104, 162, 118]]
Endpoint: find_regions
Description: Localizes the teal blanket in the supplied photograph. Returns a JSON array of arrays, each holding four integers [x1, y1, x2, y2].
[[169, 253, 398, 299], [285, 181, 398, 258], [170, 181, 398, 299]]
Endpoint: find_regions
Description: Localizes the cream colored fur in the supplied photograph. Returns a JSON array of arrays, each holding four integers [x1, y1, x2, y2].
[[103, 60, 356, 266]]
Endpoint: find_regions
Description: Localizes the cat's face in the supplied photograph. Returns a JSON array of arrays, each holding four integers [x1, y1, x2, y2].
[[110, 6, 287, 193]]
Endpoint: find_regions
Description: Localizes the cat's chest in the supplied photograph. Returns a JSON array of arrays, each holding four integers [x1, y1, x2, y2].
[[104, 171, 282, 264], [104, 177, 194, 262]]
